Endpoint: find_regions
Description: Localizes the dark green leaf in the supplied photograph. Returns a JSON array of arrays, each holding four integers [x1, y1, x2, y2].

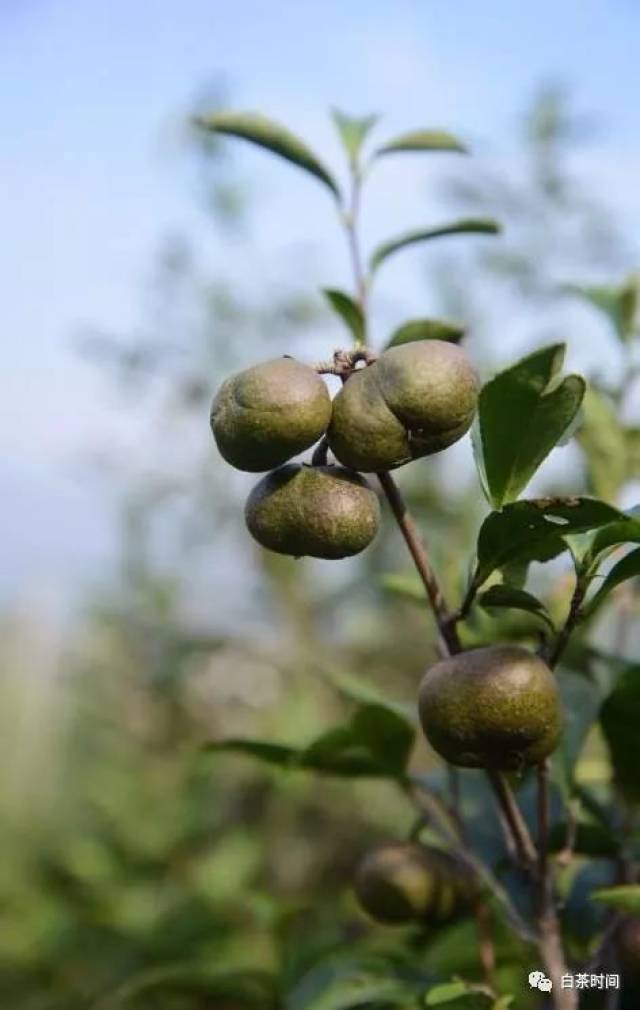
[[592, 885, 640, 913], [322, 289, 365, 347], [106, 965, 279, 1007], [204, 740, 298, 766], [549, 820, 619, 858], [288, 964, 420, 1010], [585, 546, 640, 615], [576, 387, 627, 502], [331, 109, 378, 166], [376, 129, 468, 157], [385, 318, 465, 348], [474, 344, 586, 508], [474, 497, 622, 587], [600, 666, 640, 800], [206, 704, 415, 780], [194, 111, 340, 199], [370, 218, 500, 273], [477, 585, 554, 630]]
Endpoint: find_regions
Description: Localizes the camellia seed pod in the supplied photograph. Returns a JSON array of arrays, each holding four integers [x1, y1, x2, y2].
[[418, 645, 563, 772], [245, 463, 380, 560], [327, 340, 479, 472], [354, 842, 472, 926], [211, 357, 331, 472]]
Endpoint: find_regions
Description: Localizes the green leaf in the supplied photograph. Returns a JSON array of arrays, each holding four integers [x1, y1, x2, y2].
[[600, 666, 640, 800], [194, 111, 340, 199], [206, 703, 415, 780], [576, 387, 627, 501], [566, 275, 639, 343], [586, 506, 640, 567], [331, 109, 378, 166], [370, 218, 500, 273], [385, 318, 465, 349], [592, 885, 640, 914], [477, 584, 554, 630], [288, 966, 419, 1010], [318, 668, 417, 723], [105, 965, 279, 1007], [474, 497, 622, 587], [475, 344, 585, 508], [585, 546, 640, 615], [425, 981, 493, 1007], [323, 288, 365, 347], [376, 129, 468, 157]]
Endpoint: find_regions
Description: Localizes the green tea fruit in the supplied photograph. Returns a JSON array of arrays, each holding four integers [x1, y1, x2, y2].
[[211, 357, 331, 472], [354, 842, 471, 925], [328, 340, 479, 471], [418, 646, 563, 771], [245, 463, 380, 559]]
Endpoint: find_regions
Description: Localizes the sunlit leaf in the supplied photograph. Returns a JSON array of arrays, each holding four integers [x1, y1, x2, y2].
[[585, 546, 640, 615], [566, 275, 640, 343], [331, 109, 378, 166], [576, 387, 627, 502], [585, 506, 640, 568], [376, 129, 468, 157], [473, 497, 622, 587], [474, 344, 585, 508], [322, 288, 365, 346], [385, 318, 465, 348], [194, 111, 340, 198], [370, 218, 500, 273], [425, 980, 494, 1007], [592, 885, 640, 914]]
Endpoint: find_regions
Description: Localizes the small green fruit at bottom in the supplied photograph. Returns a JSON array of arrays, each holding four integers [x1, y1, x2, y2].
[[245, 463, 380, 559], [211, 357, 331, 472], [418, 645, 563, 771], [354, 842, 471, 926], [327, 340, 479, 471]]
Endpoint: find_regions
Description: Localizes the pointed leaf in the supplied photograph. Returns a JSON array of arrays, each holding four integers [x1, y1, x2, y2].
[[322, 288, 365, 347], [376, 129, 468, 157], [592, 885, 640, 914], [477, 584, 555, 630], [475, 344, 586, 508], [331, 109, 378, 166], [586, 507, 640, 567], [576, 387, 627, 501], [194, 111, 340, 199], [370, 218, 500, 273], [385, 318, 465, 348], [204, 740, 298, 766], [474, 497, 622, 587], [318, 668, 416, 723], [585, 546, 640, 615], [567, 276, 639, 343]]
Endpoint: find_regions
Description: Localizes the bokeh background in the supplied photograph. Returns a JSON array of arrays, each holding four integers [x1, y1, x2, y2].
[[2, 2, 640, 1007]]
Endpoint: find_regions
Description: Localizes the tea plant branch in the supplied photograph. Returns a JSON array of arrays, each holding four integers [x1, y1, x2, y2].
[[548, 571, 588, 668], [487, 769, 538, 871]]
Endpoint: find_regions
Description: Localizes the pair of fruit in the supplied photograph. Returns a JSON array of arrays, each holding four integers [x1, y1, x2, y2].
[[356, 646, 563, 927], [211, 341, 479, 559]]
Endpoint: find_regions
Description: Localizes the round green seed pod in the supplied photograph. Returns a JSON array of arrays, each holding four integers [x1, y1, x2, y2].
[[211, 357, 331, 472], [327, 341, 479, 472], [245, 463, 380, 560], [418, 646, 563, 772], [354, 842, 471, 926]]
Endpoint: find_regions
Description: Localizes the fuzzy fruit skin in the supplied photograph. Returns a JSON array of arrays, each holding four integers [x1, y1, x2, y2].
[[616, 917, 640, 978], [245, 463, 380, 559], [327, 341, 479, 472], [354, 843, 471, 926], [211, 358, 331, 472], [418, 646, 563, 772]]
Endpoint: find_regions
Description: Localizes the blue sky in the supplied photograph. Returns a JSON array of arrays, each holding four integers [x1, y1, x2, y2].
[[2, 0, 640, 610]]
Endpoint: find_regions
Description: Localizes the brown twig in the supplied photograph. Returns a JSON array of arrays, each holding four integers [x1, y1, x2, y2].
[[487, 770, 538, 871], [548, 574, 586, 668], [376, 470, 460, 655]]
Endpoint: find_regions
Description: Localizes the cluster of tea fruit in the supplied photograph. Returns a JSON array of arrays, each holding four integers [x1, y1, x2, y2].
[[210, 339, 479, 560], [211, 338, 565, 926]]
